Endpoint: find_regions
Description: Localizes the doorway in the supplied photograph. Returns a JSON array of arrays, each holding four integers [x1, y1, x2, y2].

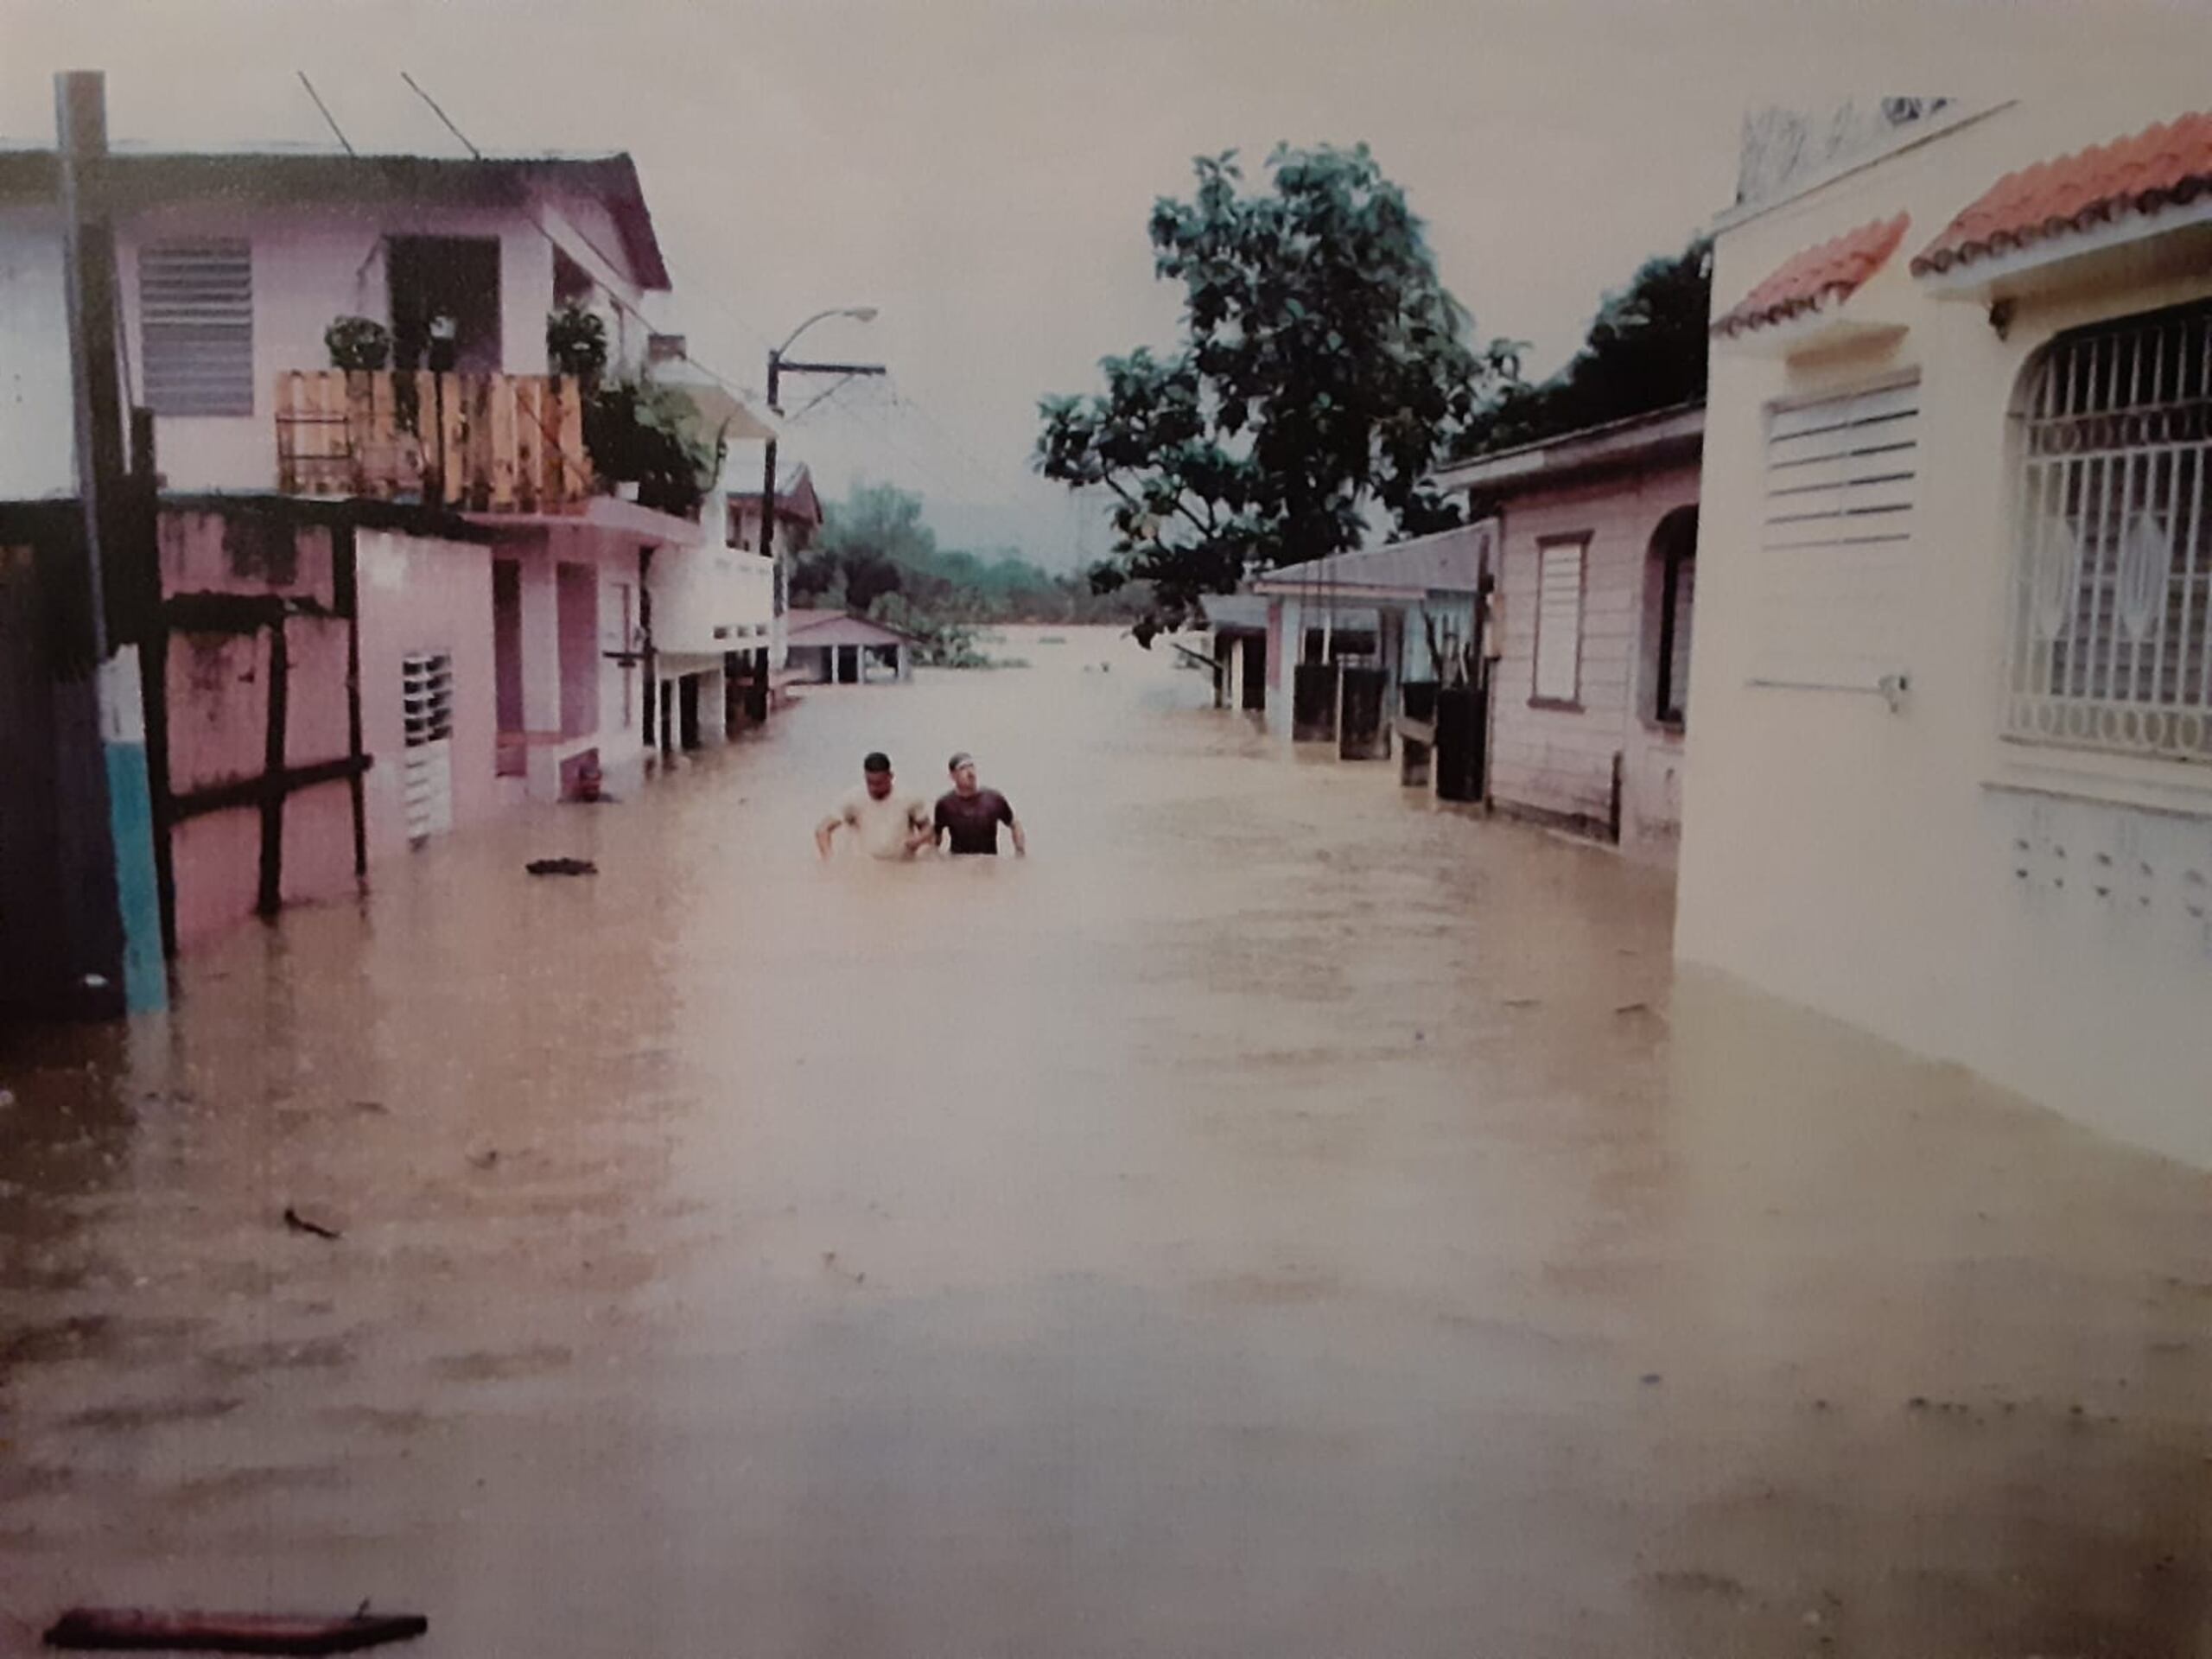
[[387, 236, 502, 372]]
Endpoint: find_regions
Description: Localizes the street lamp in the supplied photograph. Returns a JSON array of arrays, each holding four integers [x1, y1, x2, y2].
[[753, 307, 883, 715]]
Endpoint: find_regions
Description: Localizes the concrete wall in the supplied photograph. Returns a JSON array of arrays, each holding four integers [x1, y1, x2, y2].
[[353, 528, 499, 868], [0, 210, 74, 499], [1491, 463, 1700, 858], [648, 534, 774, 657], [156, 510, 357, 950], [516, 524, 651, 798], [1678, 92, 2212, 1166]]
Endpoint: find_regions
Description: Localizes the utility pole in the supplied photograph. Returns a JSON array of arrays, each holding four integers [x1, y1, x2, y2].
[[757, 309, 882, 719], [55, 70, 165, 1015]]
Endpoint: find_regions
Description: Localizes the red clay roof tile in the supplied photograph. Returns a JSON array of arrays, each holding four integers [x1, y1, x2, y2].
[[1712, 214, 1910, 338], [1912, 109, 2212, 276]]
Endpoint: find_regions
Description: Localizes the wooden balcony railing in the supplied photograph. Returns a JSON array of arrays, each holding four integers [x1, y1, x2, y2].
[[274, 371, 594, 512]]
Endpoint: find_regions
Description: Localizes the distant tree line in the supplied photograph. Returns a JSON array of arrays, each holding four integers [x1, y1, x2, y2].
[[788, 481, 1153, 665]]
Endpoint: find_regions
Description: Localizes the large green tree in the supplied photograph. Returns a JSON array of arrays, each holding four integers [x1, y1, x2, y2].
[[1036, 143, 1517, 639], [1455, 238, 1713, 462]]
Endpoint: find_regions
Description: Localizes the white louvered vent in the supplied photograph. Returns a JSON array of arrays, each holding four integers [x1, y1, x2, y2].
[[402, 652, 455, 846], [139, 239, 254, 417], [1534, 537, 1586, 704], [1752, 378, 1919, 690]]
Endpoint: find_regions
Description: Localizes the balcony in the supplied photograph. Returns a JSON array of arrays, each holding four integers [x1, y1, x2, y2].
[[273, 371, 594, 512]]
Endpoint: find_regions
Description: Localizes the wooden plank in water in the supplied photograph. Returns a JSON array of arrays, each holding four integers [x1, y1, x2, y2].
[[44, 1606, 429, 1654]]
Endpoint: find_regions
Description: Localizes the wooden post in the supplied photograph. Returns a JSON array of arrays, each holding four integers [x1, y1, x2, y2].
[[334, 521, 368, 880], [258, 608, 289, 917], [56, 70, 163, 1013]]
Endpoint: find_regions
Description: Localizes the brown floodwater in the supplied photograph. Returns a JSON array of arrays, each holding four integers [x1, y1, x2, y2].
[[3, 626, 2208, 1658]]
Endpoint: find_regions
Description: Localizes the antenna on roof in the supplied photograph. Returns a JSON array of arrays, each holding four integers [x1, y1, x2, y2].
[[296, 72, 355, 157], [399, 71, 483, 159]]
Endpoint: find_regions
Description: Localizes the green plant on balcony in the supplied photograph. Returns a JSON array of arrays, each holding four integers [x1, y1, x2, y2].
[[582, 372, 717, 518], [546, 303, 610, 380], [325, 315, 392, 372]]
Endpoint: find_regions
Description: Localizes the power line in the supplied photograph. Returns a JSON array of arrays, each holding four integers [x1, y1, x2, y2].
[[297, 73, 355, 156], [399, 71, 481, 159], [395, 71, 768, 422]]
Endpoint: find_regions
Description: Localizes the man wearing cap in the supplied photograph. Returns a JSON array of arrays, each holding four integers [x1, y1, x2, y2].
[[817, 752, 934, 861], [934, 752, 1026, 857]]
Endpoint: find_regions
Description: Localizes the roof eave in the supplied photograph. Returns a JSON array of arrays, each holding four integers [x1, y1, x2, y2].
[[1433, 404, 1706, 493], [1914, 194, 2212, 299]]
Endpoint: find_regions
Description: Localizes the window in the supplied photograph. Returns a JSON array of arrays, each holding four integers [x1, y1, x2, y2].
[[1650, 507, 1698, 725], [1753, 378, 1919, 688], [139, 239, 253, 416], [2008, 301, 2212, 764], [1533, 537, 1586, 705], [401, 652, 455, 846]]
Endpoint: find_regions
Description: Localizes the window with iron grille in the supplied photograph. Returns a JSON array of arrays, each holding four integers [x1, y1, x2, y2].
[[2009, 301, 2212, 766], [138, 239, 253, 417]]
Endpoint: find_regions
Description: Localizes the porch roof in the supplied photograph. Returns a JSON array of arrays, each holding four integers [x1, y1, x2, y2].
[[785, 609, 917, 649], [1250, 521, 1491, 601], [1199, 593, 1270, 632]]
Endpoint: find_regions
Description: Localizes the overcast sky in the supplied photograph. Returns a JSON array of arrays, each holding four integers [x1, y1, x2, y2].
[[3, 0, 2206, 564]]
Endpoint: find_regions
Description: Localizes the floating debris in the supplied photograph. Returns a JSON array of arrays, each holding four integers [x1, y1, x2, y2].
[[283, 1208, 341, 1242], [525, 858, 597, 877], [44, 1606, 427, 1653]]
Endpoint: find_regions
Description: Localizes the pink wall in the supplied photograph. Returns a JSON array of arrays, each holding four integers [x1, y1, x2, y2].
[[354, 529, 499, 868], [1490, 461, 1700, 861], [158, 511, 361, 950]]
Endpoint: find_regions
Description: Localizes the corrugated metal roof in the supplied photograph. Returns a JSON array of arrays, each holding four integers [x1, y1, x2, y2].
[[1252, 521, 1491, 596], [1199, 594, 1270, 632], [785, 609, 916, 648]]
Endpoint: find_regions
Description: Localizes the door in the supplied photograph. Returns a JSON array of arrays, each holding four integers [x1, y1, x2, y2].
[[387, 236, 503, 372], [402, 651, 456, 846]]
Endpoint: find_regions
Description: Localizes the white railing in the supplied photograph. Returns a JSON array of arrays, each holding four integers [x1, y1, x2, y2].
[[2009, 302, 2212, 764]]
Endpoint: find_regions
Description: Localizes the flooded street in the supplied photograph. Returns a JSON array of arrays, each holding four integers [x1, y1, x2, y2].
[[3, 625, 2209, 1658]]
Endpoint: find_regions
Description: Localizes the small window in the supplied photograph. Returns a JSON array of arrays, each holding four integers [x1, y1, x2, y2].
[[1533, 537, 1586, 705], [2008, 300, 2212, 764], [139, 239, 253, 416], [401, 652, 455, 747]]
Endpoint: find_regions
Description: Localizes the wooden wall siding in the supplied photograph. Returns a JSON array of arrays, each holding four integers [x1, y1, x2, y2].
[[275, 371, 592, 512], [1490, 464, 1702, 847]]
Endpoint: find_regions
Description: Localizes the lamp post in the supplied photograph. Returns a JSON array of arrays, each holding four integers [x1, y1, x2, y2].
[[756, 307, 883, 717]]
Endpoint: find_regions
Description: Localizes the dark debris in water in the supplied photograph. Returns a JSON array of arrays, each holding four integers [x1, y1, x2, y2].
[[526, 858, 598, 877]]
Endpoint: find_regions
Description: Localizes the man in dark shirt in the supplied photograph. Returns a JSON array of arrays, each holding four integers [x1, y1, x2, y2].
[[933, 752, 1026, 856]]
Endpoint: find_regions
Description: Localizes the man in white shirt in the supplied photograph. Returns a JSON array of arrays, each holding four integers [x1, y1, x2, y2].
[[816, 751, 933, 861]]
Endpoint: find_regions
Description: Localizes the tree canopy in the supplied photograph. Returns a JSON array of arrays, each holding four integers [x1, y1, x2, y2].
[[1035, 143, 1518, 639], [789, 481, 1152, 632], [1453, 238, 1713, 462]]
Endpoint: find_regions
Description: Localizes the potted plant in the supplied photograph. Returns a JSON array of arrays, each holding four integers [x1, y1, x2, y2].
[[324, 315, 391, 372], [546, 303, 609, 381], [581, 372, 716, 517]]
